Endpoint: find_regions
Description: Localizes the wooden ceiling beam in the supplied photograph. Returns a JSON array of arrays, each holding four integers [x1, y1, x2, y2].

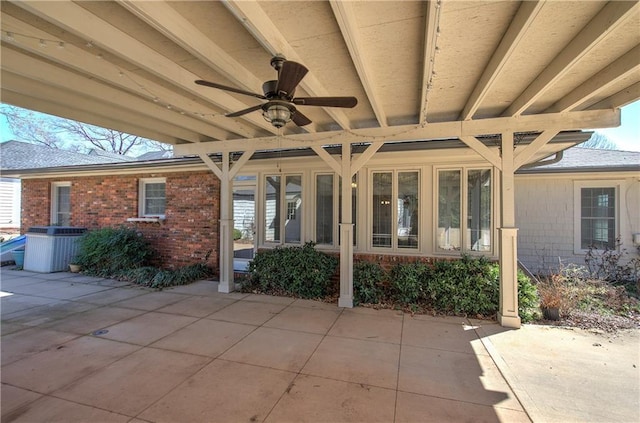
[[175, 109, 619, 155], [1, 14, 242, 141], [2, 71, 200, 143], [419, 0, 440, 125], [461, 0, 545, 120], [1, 89, 180, 146], [330, 0, 387, 127], [503, 1, 639, 116], [588, 81, 640, 110], [2, 48, 225, 143], [222, 0, 351, 130], [547, 44, 640, 112], [117, 1, 265, 108], [12, 0, 278, 136]]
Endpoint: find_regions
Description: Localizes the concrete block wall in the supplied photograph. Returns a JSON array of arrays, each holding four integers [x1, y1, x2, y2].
[[21, 171, 220, 270]]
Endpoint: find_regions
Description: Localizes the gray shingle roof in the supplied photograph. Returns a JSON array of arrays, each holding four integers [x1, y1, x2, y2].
[[0, 140, 133, 170], [136, 150, 174, 161], [518, 147, 640, 173]]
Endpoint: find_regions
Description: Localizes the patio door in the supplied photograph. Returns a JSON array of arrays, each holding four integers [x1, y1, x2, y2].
[[233, 184, 256, 272]]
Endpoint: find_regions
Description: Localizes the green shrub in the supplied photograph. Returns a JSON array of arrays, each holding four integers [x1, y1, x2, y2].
[[233, 228, 242, 240], [246, 242, 338, 298], [390, 262, 431, 306], [123, 263, 210, 289], [75, 226, 152, 277], [425, 256, 498, 315], [517, 270, 539, 322], [353, 261, 387, 305]]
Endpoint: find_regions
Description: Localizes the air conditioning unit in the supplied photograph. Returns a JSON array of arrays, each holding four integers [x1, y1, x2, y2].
[[23, 226, 87, 273]]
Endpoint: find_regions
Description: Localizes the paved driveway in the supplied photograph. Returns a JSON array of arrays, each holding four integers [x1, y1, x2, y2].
[[1, 269, 637, 422]]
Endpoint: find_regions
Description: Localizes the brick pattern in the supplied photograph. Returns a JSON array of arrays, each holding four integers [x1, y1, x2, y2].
[[21, 172, 220, 270]]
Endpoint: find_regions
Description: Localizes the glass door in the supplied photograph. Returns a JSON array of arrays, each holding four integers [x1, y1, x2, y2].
[[233, 185, 256, 272]]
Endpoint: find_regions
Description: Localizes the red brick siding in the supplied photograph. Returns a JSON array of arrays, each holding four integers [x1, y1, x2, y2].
[[21, 171, 220, 270], [21, 179, 51, 227]]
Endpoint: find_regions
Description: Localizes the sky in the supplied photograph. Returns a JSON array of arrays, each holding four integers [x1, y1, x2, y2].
[[1, 101, 639, 152], [587, 100, 639, 152]]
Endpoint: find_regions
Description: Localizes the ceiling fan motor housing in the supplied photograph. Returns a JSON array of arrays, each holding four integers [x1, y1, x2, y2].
[[262, 80, 278, 98]]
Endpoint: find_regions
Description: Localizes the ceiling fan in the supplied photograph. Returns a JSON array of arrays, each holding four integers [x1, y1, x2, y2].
[[195, 55, 357, 128]]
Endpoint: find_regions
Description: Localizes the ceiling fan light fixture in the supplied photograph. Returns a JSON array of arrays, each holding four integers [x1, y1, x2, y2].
[[263, 104, 291, 128]]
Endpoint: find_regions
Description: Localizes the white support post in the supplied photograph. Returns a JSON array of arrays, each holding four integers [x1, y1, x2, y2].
[[338, 142, 354, 308], [218, 152, 235, 293], [498, 132, 521, 328]]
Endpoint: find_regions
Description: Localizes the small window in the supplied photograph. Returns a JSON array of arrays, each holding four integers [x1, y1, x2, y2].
[[315, 173, 357, 247], [315, 174, 334, 245], [139, 178, 166, 217], [371, 170, 419, 250], [51, 182, 71, 226], [437, 168, 493, 253], [580, 186, 616, 249], [263, 174, 302, 244]]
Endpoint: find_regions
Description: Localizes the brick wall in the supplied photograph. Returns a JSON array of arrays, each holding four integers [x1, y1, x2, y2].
[[21, 171, 220, 270]]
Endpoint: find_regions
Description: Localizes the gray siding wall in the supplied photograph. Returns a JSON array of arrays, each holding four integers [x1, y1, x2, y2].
[[515, 174, 640, 276]]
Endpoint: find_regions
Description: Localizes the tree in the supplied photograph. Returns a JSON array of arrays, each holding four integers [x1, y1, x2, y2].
[[580, 132, 618, 150], [0, 104, 170, 156]]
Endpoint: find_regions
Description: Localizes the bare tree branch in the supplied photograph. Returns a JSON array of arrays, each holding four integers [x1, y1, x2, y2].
[[1, 104, 170, 156], [581, 132, 618, 150]]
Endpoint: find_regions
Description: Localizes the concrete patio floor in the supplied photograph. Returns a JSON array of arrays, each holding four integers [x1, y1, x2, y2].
[[1, 269, 638, 422]]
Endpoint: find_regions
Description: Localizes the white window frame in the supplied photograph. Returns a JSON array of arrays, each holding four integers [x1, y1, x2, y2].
[[573, 180, 622, 254], [51, 181, 71, 226], [139, 177, 166, 218], [311, 172, 359, 249], [262, 173, 303, 245], [368, 168, 421, 251], [434, 166, 494, 255], [313, 172, 337, 247]]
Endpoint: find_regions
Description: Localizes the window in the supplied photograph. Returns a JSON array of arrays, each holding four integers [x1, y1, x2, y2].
[[466, 169, 492, 252], [51, 182, 71, 226], [316, 174, 334, 244], [437, 168, 492, 253], [371, 170, 419, 249], [264, 174, 302, 244], [139, 178, 166, 217], [314, 174, 358, 247], [578, 185, 617, 250]]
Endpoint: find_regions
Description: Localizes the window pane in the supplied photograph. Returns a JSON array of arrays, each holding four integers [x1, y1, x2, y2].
[[285, 175, 302, 243], [467, 169, 491, 251], [233, 188, 255, 242], [398, 172, 419, 249], [144, 182, 165, 215], [316, 175, 333, 244], [581, 187, 615, 249], [56, 185, 71, 226], [372, 172, 392, 247], [438, 170, 461, 251], [265, 176, 281, 242]]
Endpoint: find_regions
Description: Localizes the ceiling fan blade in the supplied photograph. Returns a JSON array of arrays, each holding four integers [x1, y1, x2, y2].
[[195, 80, 266, 100], [293, 96, 357, 108], [276, 61, 308, 97], [226, 104, 264, 118], [292, 110, 312, 126]]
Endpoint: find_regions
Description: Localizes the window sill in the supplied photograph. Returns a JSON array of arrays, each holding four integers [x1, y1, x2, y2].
[[127, 217, 165, 223]]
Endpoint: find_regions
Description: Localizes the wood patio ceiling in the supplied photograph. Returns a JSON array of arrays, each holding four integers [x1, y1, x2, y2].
[[1, 0, 638, 150]]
